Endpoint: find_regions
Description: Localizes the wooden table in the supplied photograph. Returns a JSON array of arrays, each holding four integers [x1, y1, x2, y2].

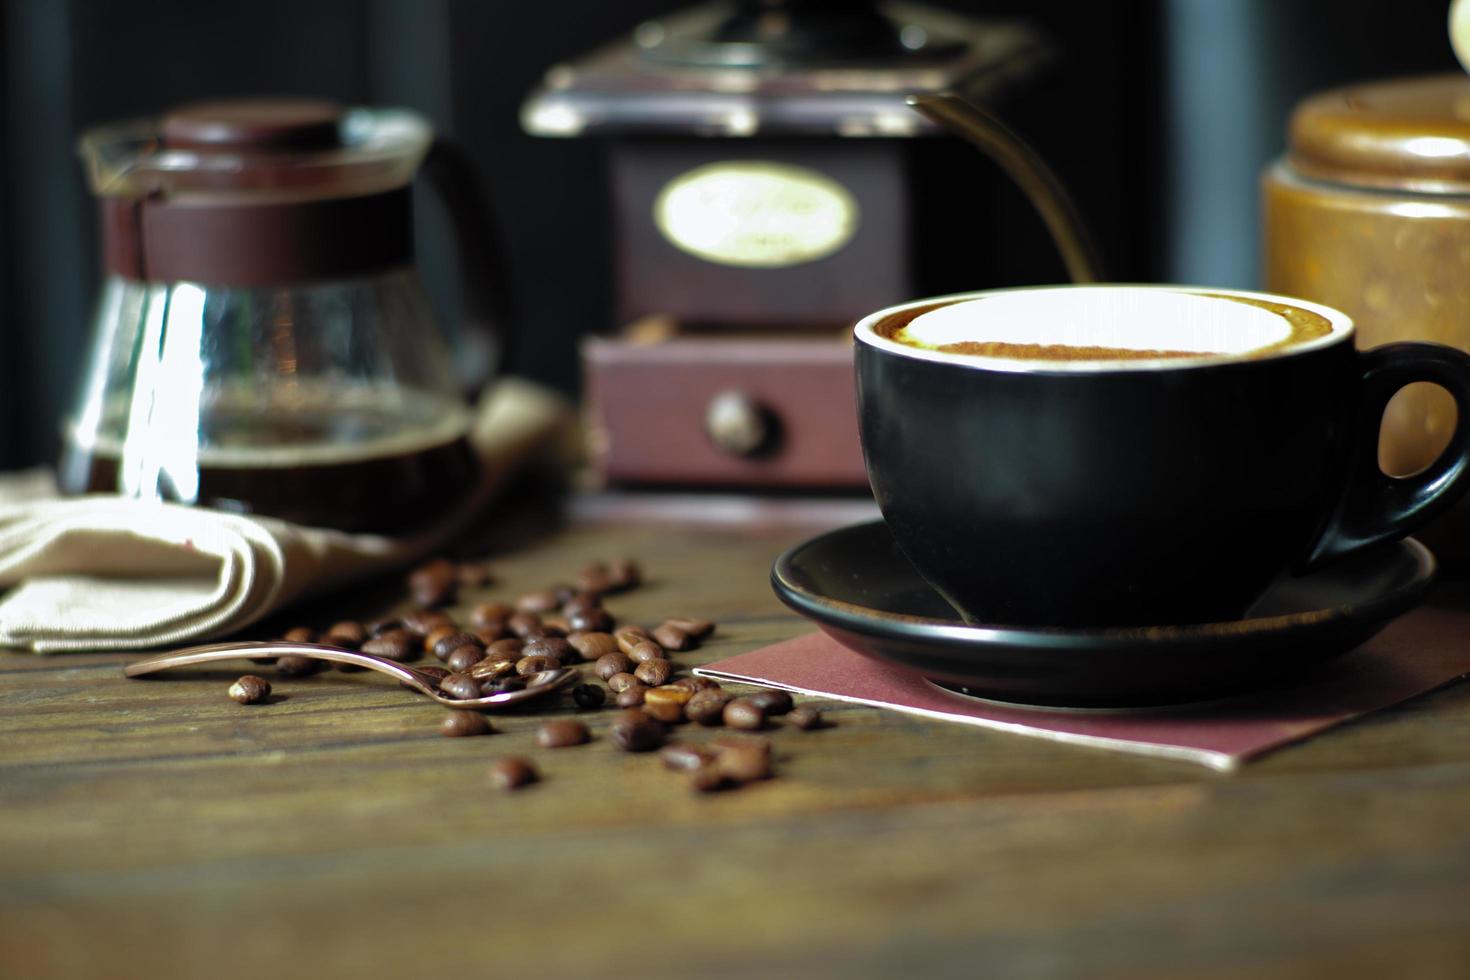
[[4, 494, 1470, 979]]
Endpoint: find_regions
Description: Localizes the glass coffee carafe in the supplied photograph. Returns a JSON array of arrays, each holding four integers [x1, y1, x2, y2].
[[60, 99, 504, 534]]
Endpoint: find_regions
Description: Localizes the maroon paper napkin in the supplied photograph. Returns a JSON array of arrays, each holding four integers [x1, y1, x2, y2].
[[695, 606, 1470, 770]]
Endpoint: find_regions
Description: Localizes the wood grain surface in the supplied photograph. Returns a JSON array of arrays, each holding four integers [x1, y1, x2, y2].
[[3, 495, 1470, 979]]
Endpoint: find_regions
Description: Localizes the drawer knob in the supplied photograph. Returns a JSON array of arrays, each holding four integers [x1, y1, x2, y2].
[[705, 390, 777, 457]]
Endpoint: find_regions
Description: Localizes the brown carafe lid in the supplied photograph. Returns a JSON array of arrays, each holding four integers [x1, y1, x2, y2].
[[1287, 74, 1470, 193], [160, 99, 344, 151]]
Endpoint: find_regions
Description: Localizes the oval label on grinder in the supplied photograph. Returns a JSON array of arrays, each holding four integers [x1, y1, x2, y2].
[[653, 161, 858, 269]]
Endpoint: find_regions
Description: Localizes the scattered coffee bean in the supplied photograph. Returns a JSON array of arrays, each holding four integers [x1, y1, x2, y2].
[[324, 621, 367, 649], [616, 685, 649, 708], [470, 601, 514, 628], [440, 673, 482, 700], [416, 665, 450, 684], [651, 623, 691, 652], [537, 720, 589, 748], [686, 690, 734, 726], [595, 653, 634, 681], [432, 632, 482, 661], [489, 757, 537, 790], [567, 608, 614, 634], [457, 562, 494, 588], [515, 590, 560, 614], [570, 632, 619, 661], [645, 686, 693, 707], [516, 655, 561, 676], [472, 624, 509, 645], [524, 637, 573, 662], [747, 690, 795, 717], [282, 626, 315, 644], [660, 743, 717, 772], [366, 617, 402, 637], [610, 714, 666, 752], [409, 558, 458, 607], [627, 640, 665, 665], [664, 617, 715, 639], [671, 677, 723, 694], [644, 699, 685, 724], [716, 743, 772, 783], [424, 625, 460, 658], [571, 683, 606, 709], [506, 612, 544, 638], [469, 657, 518, 681], [440, 710, 491, 737], [490, 676, 527, 693], [445, 646, 485, 673], [614, 626, 653, 655], [690, 767, 734, 793], [541, 615, 572, 636], [561, 593, 602, 618], [362, 630, 417, 663], [576, 562, 613, 596], [633, 659, 673, 687], [402, 609, 455, 637], [607, 558, 641, 592], [485, 637, 525, 659], [723, 697, 766, 731], [787, 705, 825, 730], [275, 654, 319, 677], [607, 672, 641, 693], [228, 675, 271, 704]]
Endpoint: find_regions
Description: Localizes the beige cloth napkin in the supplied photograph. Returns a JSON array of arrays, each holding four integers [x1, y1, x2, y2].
[[0, 379, 572, 653]]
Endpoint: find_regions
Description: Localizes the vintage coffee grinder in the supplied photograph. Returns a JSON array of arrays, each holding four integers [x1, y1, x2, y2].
[[522, 0, 1097, 489]]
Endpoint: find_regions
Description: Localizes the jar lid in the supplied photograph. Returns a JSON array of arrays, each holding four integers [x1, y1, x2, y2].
[[1287, 73, 1470, 193]]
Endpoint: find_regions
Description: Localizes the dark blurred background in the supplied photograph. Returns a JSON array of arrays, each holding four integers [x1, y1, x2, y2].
[[0, 0, 1461, 469]]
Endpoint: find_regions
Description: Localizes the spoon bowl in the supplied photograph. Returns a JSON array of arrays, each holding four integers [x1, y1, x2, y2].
[[124, 641, 579, 709]]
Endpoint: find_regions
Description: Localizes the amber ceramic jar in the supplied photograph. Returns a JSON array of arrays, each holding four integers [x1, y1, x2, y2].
[[1264, 73, 1470, 563]]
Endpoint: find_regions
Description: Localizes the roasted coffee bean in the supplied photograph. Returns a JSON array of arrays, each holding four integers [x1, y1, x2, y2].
[[366, 617, 402, 637], [561, 593, 602, 618], [432, 632, 482, 661], [537, 720, 589, 748], [440, 710, 491, 737], [664, 617, 715, 639], [610, 715, 665, 752], [325, 621, 367, 650], [282, 626, 315, 643], [415, 665, 451, 685], [457, 561, 494, 588], [440, 673, 482, 700], [472, 624, 509, 645], [362, 630, 417, 663], [643, 699, 685, 724], [424, 625, 460, 658], [715, 743, 772, 783], [571, 683, 606, 709], [515, 590, 560, 615], [569, 632, 619, 661], [690, 767, 734, 793], [275, 654, 319, 677], [614, 626, 653, 655], [634, 659, 674, 687], [445, 646, 485, 673], [686, 690, 733, 727], [615, 685, 649, 708], [608, 558, 641, 592], [607, 672, 641, 693], [470, 601, 514, 628], [645, 686, 693, 707], [485, 637, 525, 659], [627, 640, 665, 665], [402, 609, 455, 637], [567, 608, 614, 634], [651, 623, 692, 652], [747, 690, 795, 717], [670, 676, 722, 694], [516, 655, 561, 676], [723, 698, 766, 731], [228, 675, 271, 704], [541, 615, 572, 636], [506, 612, 544, 638], [491, 676, 527, 693], [595, 652, 634, 681], [576, 562, 613, 596], [409, 558, 458, 607], [469, 657, 518, 681], [787, 705, 825, 730], [524, 637, 573, 662], [660, 743, 717, 772], [489, 757, 537, 790]]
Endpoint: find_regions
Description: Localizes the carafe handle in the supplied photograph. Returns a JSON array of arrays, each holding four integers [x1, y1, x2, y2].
[[419, 139, 515, 396], [907, 91, 1105, 284]]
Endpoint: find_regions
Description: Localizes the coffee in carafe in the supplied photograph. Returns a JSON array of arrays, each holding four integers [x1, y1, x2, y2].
[[61, 100, 504, 533]]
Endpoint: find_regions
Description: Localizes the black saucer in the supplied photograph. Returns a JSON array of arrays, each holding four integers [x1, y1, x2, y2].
[[771, 521, 1436, 708]]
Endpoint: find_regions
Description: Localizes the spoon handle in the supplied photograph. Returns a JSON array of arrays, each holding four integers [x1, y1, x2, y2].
[[123, 641, 434, 695]]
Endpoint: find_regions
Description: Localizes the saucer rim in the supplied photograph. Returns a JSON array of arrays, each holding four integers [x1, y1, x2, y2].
[[770, 520, 1435, 650]]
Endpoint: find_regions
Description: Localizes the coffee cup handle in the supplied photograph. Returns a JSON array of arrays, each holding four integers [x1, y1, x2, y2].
[[1303, 342, 1470, 568]]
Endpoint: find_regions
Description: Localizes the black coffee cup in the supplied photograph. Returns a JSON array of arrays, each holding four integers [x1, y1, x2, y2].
[[854, 285, 1470, 627]]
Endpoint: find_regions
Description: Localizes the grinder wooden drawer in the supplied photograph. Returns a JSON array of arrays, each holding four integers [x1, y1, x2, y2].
[[583, 335, 868, 488]]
